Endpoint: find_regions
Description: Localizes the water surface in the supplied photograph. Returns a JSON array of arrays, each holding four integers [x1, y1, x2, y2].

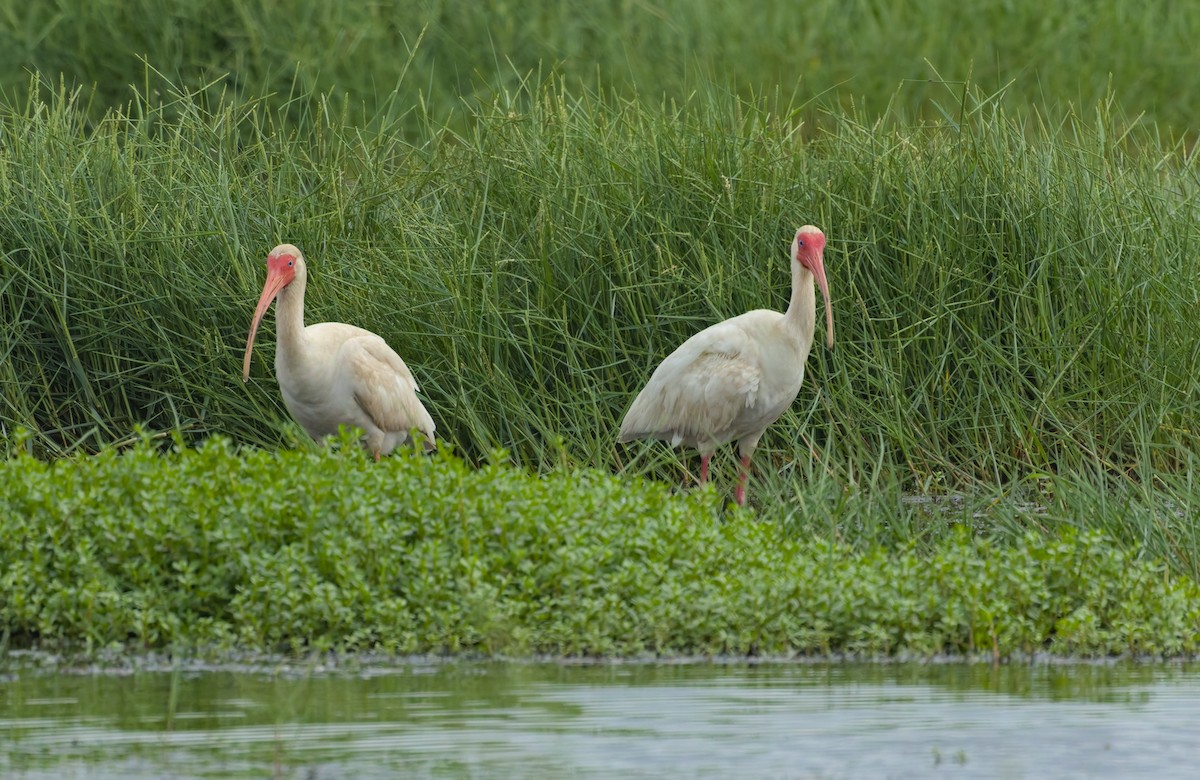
[[2, 658, 1197, 779]]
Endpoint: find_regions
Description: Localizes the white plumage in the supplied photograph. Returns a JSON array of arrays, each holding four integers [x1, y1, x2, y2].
[[242, 244, 436, 458], [619, 226, 834, 505]]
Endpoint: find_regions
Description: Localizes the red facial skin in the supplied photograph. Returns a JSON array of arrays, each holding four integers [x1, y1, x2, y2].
[[795, 228, 834, 349], [242, 249, 299, 381]]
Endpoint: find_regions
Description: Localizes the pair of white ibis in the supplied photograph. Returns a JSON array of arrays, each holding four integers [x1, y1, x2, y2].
[[243, 227, 832, 506]]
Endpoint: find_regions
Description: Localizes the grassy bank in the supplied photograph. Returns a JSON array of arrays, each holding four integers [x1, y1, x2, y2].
[[4, 0, 1200, 134], [2, 79, 1199, 495], [3, 0, 1199, 662], [1, 436, 1197, 658]]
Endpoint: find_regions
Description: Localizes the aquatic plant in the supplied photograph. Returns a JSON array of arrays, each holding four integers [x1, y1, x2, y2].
[[1, 435, 1196, 658]]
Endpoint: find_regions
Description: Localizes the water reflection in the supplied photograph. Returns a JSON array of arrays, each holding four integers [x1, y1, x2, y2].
[[1, 659, 1196, 779]]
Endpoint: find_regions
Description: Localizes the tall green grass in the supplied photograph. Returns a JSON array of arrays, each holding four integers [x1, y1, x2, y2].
[[4, 0, 1200, 133], [2, 78, 1198, 506]]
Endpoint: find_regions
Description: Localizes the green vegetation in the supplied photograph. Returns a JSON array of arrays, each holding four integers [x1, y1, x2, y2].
[[2, 1, 1200, 657], [1, 435, 1197, 657], [4, 0, 1200, 134], [2, 77, 1198, 493]]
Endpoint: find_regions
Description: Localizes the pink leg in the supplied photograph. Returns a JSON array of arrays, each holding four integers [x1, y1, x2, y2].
[[734, 454, 752, 505], [698, 454, 712, 485]]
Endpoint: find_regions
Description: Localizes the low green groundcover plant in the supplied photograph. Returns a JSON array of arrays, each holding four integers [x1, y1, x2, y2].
[[1, 434, 1196, 659]]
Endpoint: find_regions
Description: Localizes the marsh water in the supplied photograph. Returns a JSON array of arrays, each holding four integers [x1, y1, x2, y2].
[[2, 658, 1198, 779]]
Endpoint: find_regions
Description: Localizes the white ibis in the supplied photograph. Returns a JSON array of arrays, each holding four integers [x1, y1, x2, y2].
[[242, 243, 436, 459], [618, 226, 833, 505]]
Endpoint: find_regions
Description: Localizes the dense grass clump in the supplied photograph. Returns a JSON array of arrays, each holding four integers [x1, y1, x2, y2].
[[1, 80, 1198, 502], [1, 436, 1197, 658]]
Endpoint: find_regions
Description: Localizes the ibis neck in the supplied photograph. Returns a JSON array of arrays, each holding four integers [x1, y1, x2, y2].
[[784, 262, 816, 345], [274, 275, 308, 357]]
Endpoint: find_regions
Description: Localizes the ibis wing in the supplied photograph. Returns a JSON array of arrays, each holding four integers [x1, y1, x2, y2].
[[344, 336, 436, 444], [619, 321, 762, 448]]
